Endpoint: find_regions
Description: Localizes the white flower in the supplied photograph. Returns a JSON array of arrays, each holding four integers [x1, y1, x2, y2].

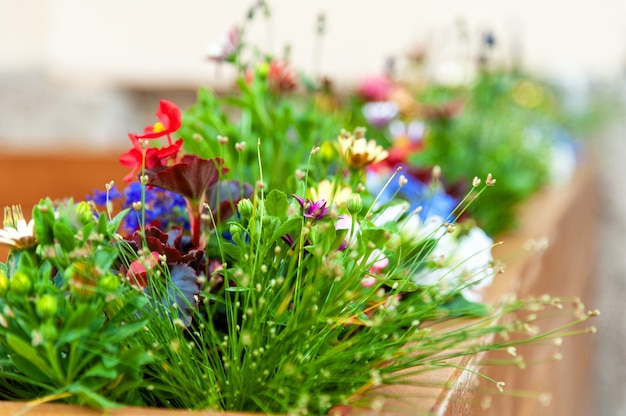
[[373, 204, 445, 242], [412, 226, 495, 301], [206, 27, 240, 63], [0, 206, 36, 249]]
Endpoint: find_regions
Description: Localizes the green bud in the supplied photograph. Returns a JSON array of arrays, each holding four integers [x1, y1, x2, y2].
[[229, 223, 240, 239], [35, 294, 58, 319], [256, 62, 270, 78], [10, 271, 32, 295], [99, 274, 120, 294], [33, 200, 55, 245], [237, 198, 254, 219], [75, 201, 93, 225], [347, 193, 363, 215], [262, 215, 272, 227], [39, 322, 58, 342]]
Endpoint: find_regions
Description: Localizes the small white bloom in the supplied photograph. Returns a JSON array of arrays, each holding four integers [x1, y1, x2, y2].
[[0, 206, 36, 249], [412, 226, 495, 301]]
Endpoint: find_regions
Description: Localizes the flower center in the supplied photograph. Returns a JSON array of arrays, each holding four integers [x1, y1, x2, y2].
[[153, 121, 166, 133]]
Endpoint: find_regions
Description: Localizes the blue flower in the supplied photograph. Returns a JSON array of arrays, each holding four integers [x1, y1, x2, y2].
[[368, 167, 457, 221], [86, 185, 121, 206]]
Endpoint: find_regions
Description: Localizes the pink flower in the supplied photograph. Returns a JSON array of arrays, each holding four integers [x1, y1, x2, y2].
[[126, 251, 161, 287], [292, 195, 330, 221], [357, 75, 394, 102], [206, 26, 240, 63]]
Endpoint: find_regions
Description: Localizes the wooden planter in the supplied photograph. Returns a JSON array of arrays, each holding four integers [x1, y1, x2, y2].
[[0, 154, 598, 416]]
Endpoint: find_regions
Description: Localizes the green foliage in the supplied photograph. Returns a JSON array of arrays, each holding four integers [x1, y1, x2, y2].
[[0, 200, 151, 407], [410, 70, 555, 234], [179, 75, 344, 192]]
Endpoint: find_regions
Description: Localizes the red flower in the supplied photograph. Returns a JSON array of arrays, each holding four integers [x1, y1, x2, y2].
[[267, 60, 297, 93], [119, 133, 183, 182], [136, 100, 182, 143]]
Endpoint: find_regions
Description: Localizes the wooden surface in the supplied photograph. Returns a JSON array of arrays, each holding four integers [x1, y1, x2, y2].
[[471, 160, 598, 416], [0, 152, 128, 260], [0, 401, 257, 416], [0, 153, 598, 415]]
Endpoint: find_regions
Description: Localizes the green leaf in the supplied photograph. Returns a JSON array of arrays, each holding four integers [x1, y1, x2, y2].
[[264, 190, 288, 220], [221, 242, 242, 261], [52, 220, 76, 252], [269, 217, 301, 245], [68, 383, 122, 408], [6, 334, 58, 382], [107, 209, 130, 235], [92, 246, 118, 271], [83, 363, 118, 380], [359, 221, 388, 247]]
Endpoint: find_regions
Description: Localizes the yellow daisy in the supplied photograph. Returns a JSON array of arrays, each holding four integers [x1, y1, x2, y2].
[[337, 130, 388, 169]]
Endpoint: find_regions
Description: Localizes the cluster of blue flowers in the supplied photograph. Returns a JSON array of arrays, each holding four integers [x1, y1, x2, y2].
[[88, 183, 189, 232]]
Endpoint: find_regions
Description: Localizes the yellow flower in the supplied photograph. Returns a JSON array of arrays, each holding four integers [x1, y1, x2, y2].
[[337, 130, 388, 169], [0, 205, 36, 249], [310, 180, 352, 207]]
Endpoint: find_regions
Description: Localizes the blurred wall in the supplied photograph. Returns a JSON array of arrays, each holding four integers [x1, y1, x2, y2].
[[1, 0, 625, 151], [3, 0, 626, 83]]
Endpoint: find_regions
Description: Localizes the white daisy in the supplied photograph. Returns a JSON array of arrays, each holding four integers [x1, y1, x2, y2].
[[0, 205, 36, 249]]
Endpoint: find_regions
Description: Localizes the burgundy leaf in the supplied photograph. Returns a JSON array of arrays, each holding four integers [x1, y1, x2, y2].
[[148, 156, 227, 203]]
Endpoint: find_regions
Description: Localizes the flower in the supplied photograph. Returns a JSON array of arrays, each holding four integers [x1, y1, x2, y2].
[[109, 182, 188, 232], [126, 251, 161, 288], [136, 100, 182, 142], [357, 74, 394, 101], [367, 168, 457, 221], [267, 60, 297, 93], [0, 205, 36, 249], [337, 130, 389, 169], [361, 101, 399, 128], [412, 226, 495, 302], [206, 26, 240, 63], [292, 194, 330, 220], [119, 133, 183, 182], [309, 180, 352, 207]]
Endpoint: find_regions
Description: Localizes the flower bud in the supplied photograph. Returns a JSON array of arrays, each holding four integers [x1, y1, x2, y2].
[[40, 322, 58, 342], [347, 193, 362, 215], [237, 198, 254, 219], [256, 62, 270, 78], [75, 201, 93, 225], [99, 274, 120, 294], [229, 223, 240, 239], [36, 294, 58, 319], [10, 271, 32, 295]]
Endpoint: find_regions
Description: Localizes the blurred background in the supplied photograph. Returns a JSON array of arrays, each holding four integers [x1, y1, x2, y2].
[[1, 1, 625, 414]]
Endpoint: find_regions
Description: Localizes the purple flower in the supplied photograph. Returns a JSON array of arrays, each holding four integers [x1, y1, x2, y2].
[[292, 195, 330, 221]]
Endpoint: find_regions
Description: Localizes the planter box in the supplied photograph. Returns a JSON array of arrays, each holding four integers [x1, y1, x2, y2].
[[0, 154, 598, 415]]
